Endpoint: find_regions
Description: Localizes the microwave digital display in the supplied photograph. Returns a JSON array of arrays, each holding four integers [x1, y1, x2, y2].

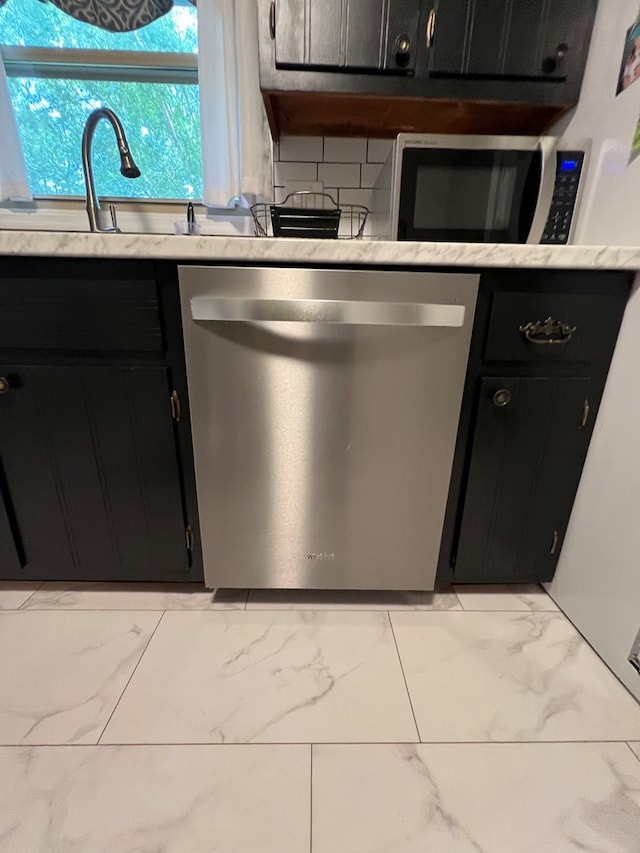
[[413, 162, 517, 232]]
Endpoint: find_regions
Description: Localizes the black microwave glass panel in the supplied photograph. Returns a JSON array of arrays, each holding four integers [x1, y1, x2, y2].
[[398, 148, 541, 243]]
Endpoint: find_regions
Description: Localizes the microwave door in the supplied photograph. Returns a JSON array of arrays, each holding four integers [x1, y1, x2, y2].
[[396, 142, 555, 244]]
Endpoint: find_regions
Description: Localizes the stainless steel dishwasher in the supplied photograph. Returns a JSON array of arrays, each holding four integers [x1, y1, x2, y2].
[[178, 266, 478, 590]]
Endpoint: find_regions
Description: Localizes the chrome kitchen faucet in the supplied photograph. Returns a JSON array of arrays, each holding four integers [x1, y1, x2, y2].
[[82, 107, 141, 233]]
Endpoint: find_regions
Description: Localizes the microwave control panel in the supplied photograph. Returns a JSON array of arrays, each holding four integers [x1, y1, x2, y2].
[[541, 151, 585, 245]]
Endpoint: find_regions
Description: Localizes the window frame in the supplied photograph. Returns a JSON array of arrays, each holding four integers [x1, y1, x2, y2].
[[2, 45, 197, 84]]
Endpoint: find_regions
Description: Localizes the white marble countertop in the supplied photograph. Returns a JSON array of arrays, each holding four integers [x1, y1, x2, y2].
[[1, 230, 640, 270]]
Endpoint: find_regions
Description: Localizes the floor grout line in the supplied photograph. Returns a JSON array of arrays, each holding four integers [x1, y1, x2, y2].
[[15, 581, 45, 610], [5, 597, 559, 614], [387, 611, 422, 742], [450, 589, 463, 609], [309, 744, 313, 853], [96, 610, 166, 745], [625, 741, 640, 763], [1, 608, 559, 613], [5, 607, 247, 612], [439, 608, 560, 613], [1, 738, 640, 748]]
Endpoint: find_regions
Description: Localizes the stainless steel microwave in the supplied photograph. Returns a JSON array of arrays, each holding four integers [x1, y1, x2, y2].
[[372, 134, 586, 244]]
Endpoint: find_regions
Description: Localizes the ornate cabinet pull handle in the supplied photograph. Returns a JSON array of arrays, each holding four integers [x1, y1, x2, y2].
[[519, 317, 577, 345]]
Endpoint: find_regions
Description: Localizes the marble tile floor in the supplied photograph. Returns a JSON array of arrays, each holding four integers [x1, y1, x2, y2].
[[0, 581, 639, 851]]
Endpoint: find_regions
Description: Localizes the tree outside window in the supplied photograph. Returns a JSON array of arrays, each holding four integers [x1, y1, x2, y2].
[[0, 0, 202, 199]]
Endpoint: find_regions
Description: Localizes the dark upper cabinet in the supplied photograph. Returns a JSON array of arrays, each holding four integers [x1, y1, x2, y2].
[[429, 0, 587, 82], [275, 0, 421, 74], [259, 0, 599, 138]]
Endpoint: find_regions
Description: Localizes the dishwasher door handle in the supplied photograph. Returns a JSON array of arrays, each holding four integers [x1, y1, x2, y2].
[[190, 297, 466, 327]]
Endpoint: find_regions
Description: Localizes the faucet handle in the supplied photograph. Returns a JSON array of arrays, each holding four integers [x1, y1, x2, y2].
[[108, 203, 121, 233]]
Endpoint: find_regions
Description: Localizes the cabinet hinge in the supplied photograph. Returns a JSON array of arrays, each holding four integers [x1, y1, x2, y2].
[[579, 398, 590, 429], [426, 7, 436, 48], [628, 626, 640, 676], [170, 390, 181, 422], [185, 524, 194, 552], [269, 1, 276, 39]]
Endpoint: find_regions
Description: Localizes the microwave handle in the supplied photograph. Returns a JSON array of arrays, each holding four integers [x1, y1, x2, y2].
[[526, 136, 557, 244]]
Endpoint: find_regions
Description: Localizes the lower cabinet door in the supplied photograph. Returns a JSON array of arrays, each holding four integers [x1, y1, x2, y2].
[[0, 365, 189, 581], [454, 376, 592, 583], [0, 471, 22, 575]]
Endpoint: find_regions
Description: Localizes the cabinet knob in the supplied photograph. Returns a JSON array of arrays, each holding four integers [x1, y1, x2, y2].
[[542, 42, 568, 74], [493, 389, 511, 407], [395, 34, 411, 55], [0, 377, 9, 395]]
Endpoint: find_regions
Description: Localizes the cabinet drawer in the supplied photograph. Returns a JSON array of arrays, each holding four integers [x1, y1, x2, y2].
[[0, 274, 162, 354], [484, 291, 625, 364]]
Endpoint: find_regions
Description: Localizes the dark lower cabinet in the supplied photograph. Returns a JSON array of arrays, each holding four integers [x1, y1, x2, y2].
[[0, 365, 189, 581], [0, 257, 202, 583], [454, 375, 592, 583], [0, 461, 21, 573], [437, 269, 632, 587]]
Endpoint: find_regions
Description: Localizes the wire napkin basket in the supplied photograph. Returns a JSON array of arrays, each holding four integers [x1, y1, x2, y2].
[[251, 191, 369, 239]]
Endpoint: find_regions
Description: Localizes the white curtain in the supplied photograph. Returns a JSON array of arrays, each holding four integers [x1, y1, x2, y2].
[[197, 0, 272, 206], [0, 52, 31, 202]]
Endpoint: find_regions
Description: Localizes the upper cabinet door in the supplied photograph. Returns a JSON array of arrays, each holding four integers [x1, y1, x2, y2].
[[275, 0, 421, 73], [429, 0, 593, 81]]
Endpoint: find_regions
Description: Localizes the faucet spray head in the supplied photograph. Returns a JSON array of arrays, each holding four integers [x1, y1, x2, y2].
[[118, 145, 140, 178], [119, 149, 141, 179]]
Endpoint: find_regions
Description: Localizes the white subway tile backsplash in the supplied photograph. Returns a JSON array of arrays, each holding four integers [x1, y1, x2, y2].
[[318, 163, 360, 188], [278, 136, 323, 162], [338, 188, 373, 208], [321, 190, 341, 206], [274, 181, 324, 204], [323, 137, 368, 163], [367, 139, 393, 163], [274, 161, 318, 185], [271, 136, 392, 209], [360, 163, 384, 188]]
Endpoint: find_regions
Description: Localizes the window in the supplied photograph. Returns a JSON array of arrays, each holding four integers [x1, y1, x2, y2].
[[0, 0, 201, 199]]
